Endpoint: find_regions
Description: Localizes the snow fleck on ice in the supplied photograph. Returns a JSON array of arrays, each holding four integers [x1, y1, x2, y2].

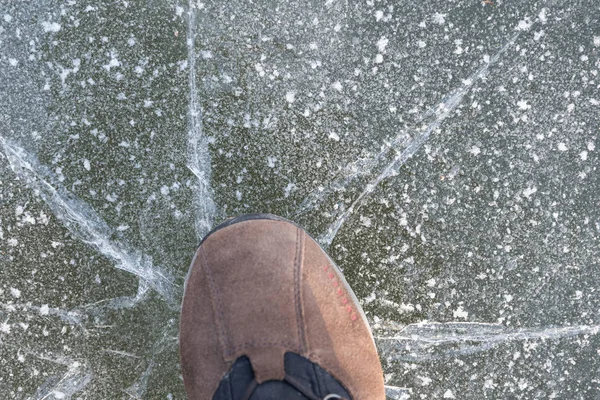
[[328, 132, 340, 141], [285, 91, 296, 103], [417, 40, 427, 48], [557, 143, 568, 152], [588, 142, 595, 151], [42, 21, 61, 33], [376, 37, 389, 52], [517, 18, 533, 31], [419, 376, 432, 386], [580, 151, 588, 161], [0, 322, 11, 334], [4, 14, 12, 22], [40, 304, 50, 315], [523, 186, 537, 198], [432, 13, 446, 25], [453, 306, 468, 319], [10, 288, 21, 298], [374, 54, 384, 64], [283, 183, 295, 198], [375, 10, 384, 22], [443, 390, 456, 399], [517, 100, 531, 110], [267, 156, 277, 168], [103, 53, 121, 71], [8, 58, 18, 67], [469, 146, 481, 156], [332, 81, 343, 91]]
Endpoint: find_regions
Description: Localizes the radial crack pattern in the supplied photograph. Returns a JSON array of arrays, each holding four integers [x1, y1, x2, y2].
[[315, 31, 521, 247], [0, 137, 177, 308]]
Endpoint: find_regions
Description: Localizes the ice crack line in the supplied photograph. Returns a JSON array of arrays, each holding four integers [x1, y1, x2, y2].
[[375, 321, 600, 361], [317, 31, 521, 247], [1, 137, 177, 308], [186, 0, 215, 242]]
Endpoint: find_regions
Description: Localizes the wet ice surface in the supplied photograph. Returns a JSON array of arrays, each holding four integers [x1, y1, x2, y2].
[[1, 0, 599, 399]]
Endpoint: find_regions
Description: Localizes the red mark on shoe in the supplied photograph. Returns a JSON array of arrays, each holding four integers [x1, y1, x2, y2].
[[320, 264, 358, 324]]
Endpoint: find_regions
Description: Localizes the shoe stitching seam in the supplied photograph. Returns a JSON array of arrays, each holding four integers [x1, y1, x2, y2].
[[230, 340, 302, 352], [200, 247, 230, 357], [294, 227, 306, 353]]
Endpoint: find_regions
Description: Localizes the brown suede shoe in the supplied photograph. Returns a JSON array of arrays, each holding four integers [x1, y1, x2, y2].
[[180, 214, 385, 400]]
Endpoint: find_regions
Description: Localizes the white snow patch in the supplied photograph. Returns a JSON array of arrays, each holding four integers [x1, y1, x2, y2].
[[539, 8, 547, 23], [40, 304, 50, 315], [283, 183, 295, 198], [255, 63, 265, 77], [580, 151, 588, 161], [328, 132, 340, 141], [332, 81, 343, 91], [418, 376, 432, 386], [42, 21, 61, 32], [83, 159, 91, 171], [377, 36, 389, 52], [594, 36, 600, 47], [4, 14, 12, 22], [375, 10, 384, 22], [285, 91, 296, 103], [417, 40, 426, 48], [10, 288, 21, 298], [432, 13, 446, 24], [557, 143, 568, 152], [267, 156, 277, 168], [175, 6, 184, 17], [469, 146, 481, 156], [443, 390, 456, 399], [517, 18, 533, 31], [374, 54, 384, 64], [103, 53, 121, 71], [517, 100, 531, 110], [0, 322, 10, 334], [8, 58, 18, 67], [453, 306, 468, 319], [523, 186, 537, 198]]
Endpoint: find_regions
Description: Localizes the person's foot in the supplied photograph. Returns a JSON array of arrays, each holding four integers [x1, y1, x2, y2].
[[180, 214, 385, 400]]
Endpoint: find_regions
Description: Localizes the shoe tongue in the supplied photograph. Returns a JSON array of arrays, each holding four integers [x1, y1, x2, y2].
[[247, 347, 286, 384]]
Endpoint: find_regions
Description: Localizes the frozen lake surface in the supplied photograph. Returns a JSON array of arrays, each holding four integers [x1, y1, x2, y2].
[[1, 0, 599, 399]]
